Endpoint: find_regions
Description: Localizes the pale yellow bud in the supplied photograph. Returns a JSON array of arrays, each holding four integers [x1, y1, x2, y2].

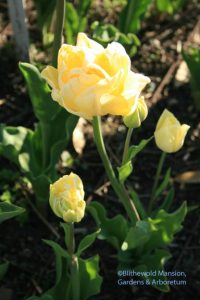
[[49, 173, 85, 223], [123, 97, 148, 128], [154, 109, 190, 153]]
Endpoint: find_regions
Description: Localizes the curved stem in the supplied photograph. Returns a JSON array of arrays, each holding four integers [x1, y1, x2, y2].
[[92, 116, 140, 223], [52, 0, 65, 67], [148, 151, 167, 213], [122, 128, 133, 164]]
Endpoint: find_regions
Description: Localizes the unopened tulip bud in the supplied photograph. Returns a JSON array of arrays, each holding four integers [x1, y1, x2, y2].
[[154, 109, 190, 153], [49, 172, 85, 223], [123, 97, 148, 128]]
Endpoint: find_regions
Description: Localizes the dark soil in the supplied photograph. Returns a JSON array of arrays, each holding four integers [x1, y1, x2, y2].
[[0, 0, 200, 300]]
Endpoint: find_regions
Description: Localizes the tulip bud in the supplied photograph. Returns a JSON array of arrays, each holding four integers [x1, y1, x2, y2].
[[49, 173, 85, 223], [123, 97, 148, 128], [154, 109, 190, 153]]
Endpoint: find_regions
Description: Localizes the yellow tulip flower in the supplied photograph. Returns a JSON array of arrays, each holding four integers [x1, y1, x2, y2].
[[154, 109, 190, 153], [41, 33, 150, 120], [49, 172, 85, 223]]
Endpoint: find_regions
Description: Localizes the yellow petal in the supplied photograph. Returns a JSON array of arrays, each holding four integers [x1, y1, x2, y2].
[[155, 109, 179, 131], [77, 32, 104, 51], [122, 71, 151, 99], [41, 66, 59, 89]]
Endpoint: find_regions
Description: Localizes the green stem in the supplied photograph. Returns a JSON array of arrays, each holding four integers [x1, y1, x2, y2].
[[68, 222, 75, 255], [122, 128, 133, 164], [68, 223, 80, 300], [92, 116, 140, 223], [148, 151, 167, 213], [52, 0, 65, 67]]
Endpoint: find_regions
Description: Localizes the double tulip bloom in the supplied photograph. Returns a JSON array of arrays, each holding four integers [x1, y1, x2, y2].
[[49, 172, 85, 223], [41, 33, 150, 120]]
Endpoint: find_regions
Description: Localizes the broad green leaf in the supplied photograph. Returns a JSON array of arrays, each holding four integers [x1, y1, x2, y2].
[[79, 255, 102, 300], [19, 63, 60, 123], [43, 239, 69, 259], [0, 202, 25, 223], [146, 202, 187, 250], [76, 230, 100, 256], [0, 124, 46, 177], [0, 262, 9, 280], [135, 249, 172, 292], [119, 0, 151, 34], [43, 239, 71, 299], [42, 240, 102, 300], [0, 125, 42, 176], [154, 168, 171, 200], [20, 63, 78, 171], [88, 201, 128, 249], [18, 130, 42, 175], [121, 221, 151, 250], [183, 48, 200, 111], [30, 174, 51, 204], [125, 137, 152, 163], [117, 161, 133, 183], [45, 113, 78, 174], [0, 125, 29, 165]]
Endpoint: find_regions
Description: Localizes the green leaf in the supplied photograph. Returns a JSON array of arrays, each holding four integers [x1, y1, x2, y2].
[[79, 255, 102, 300], [119, 0, 151, 34], [44, 113, 78, 174], [0, 125, 30, 166], [0, 202, 25, 224], [77, 0, 91, 16], [156, 0, 185, 14], [65, 3, 79, 44], [129, 188, 147, 219], [146, 202, 187, 249], [88, 201, 128, 249], [34, 0, 55, 28], [76, 230, 100, 256], [158, 187, 175, 211], [154, 168, 171, 200], [43, 239, 71, 299], [121, 220, 151, 250], [0, 262, 9, 280], [183, 48, 200, 111], [117, 161, 133, 183], [42, 240, 102, 300], [30, 174, 51, 204], [135, 249, 172, 292], [43, 239, 69, 259], [91, 21, 140, 57], [125, 137, 152, 163], [19, 63, 60, 123], [19, 62, 78, 173]]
